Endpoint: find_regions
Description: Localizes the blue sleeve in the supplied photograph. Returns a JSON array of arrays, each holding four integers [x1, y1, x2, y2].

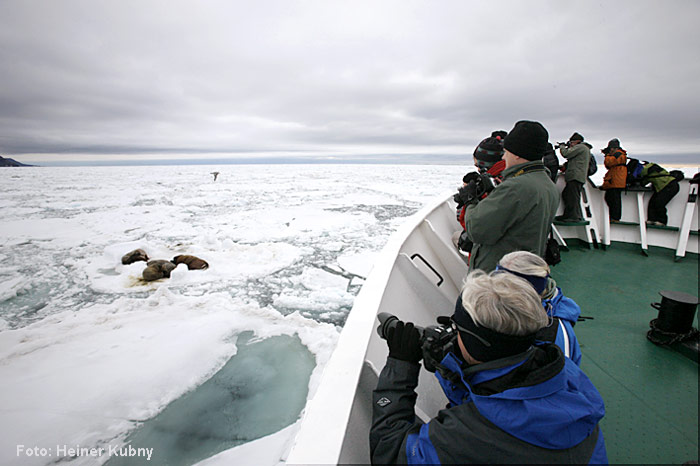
[[569, 335, 582, 366], [555, 320, 582, 366], [588, 428, 609, 464], [551, 292, 581, 323], [563, 320, 582, 366], [406, 422, 442, 465]]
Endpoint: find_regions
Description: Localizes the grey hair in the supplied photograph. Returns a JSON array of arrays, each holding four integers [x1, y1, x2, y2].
[[498, 250, 550, 278], [459, 270, 548, 336]]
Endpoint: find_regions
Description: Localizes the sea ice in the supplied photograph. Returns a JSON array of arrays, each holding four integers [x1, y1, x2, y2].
[[0, 276, 31, 303], [0, 164, 461, 465], [338, 251, 378, 278]]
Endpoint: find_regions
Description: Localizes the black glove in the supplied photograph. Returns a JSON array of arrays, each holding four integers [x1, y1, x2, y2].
[[454, 185, 469, 207], [462, 171, 480, 184], [462, 181, 479, 204], [457, 231, 473, 252], [478, 173, 496, 195], [386, 321, 422, 363]]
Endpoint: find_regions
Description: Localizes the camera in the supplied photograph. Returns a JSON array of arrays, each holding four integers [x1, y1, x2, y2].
[[554, 142, 569, 150], [453, 173, 498, 208], [376, 312, 458, 372], [457, 230, 473, 252], [479, 174, 498, 194]]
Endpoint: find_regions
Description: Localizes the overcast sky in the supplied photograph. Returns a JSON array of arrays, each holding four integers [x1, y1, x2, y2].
[[2, 0, 699, 164]]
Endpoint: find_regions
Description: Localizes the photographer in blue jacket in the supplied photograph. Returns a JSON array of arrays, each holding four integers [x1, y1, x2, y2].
[[497, 250, 582, 365], [370, 271, 608, 464]]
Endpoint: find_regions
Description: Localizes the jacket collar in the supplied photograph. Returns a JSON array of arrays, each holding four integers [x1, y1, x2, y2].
[[435, 346, 605, 450], [435, 345, 562, 404], [502, 160, 546, 180]]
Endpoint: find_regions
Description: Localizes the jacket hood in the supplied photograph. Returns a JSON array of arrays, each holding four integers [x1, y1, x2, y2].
[[611, 148, 627, 156], [436, 347, 605, 450]]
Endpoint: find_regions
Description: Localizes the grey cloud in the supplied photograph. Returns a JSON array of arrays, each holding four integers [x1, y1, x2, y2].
[[1, 0, 699, 161]]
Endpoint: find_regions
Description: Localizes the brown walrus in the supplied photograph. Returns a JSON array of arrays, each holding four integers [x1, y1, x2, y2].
[[142, 259, 177, 281], [121, 248, 150, 265], [172, 255, 209, 270]]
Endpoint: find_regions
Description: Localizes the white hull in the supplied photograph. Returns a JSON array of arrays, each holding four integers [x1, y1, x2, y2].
[[286, 176, 699, 465]]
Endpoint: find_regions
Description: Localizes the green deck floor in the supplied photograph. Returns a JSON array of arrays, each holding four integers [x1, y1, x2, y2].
[[553, 241, 699, 464]]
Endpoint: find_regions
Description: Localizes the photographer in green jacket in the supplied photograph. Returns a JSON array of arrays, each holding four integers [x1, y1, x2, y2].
[[465, 120, 559, 273], [556, 132, 591, 222], [640, 162, 680, 226]]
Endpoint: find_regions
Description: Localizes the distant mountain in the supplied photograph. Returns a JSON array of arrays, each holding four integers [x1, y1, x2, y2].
[[0, 156, 33, 167]]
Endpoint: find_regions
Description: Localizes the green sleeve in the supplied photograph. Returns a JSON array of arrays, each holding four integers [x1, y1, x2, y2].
[[465, 182, 522, 245], [560, 144, 585, 160]]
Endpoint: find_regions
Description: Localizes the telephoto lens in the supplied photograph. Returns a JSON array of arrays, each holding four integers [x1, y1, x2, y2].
[[377, 312, 424, 339], [376, 313, 457, 372]]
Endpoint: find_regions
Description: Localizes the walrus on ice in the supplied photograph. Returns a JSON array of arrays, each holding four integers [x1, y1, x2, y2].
[[172, 255, 209, 270], [121, 248, 149, 265], [142, 260, 177, 281]]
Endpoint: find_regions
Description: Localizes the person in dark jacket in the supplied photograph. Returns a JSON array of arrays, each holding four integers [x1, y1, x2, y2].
[[556, 132, 591, 222], [542, 142, 559, 183], [601, 139, 628, 222], [464, 120, 559, 272], [640, 162, 680, 226], [370, 271, 608, 464], [452, 134, 507, 252]]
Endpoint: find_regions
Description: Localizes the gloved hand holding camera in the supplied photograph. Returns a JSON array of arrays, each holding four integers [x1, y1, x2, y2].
[[462, 172, 481, 184], [386, 321, 423, 364], [457, 230, 473, 252], [454, 174, 497, 208], [454, 172, 481, 207], [377, 314, 459, 371], [457, 182, 480, 206]]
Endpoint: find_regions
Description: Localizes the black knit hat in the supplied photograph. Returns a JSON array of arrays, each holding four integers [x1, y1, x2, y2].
[[607, 138, 620, 149], [473, 136, 504, 164], [569, 132, 584, 142], [491, 130, 508, 140], [503, 120, 549, 161]]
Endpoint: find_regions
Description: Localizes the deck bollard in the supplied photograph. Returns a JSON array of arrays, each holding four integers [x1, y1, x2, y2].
[[647, 290, 699, 359]]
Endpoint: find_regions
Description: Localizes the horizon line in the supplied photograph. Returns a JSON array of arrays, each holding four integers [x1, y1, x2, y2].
[[6, 152, 700, 168]]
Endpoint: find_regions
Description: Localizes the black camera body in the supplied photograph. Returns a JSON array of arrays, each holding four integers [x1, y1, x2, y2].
[[554, 141, 570, 150], [453, 173, 498, 208], [477, 174, 498, 194], [377, 312, 458, 372]]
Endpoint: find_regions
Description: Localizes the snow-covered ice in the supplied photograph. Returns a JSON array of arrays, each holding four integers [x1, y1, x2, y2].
[[0, 164, 460, 465]]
